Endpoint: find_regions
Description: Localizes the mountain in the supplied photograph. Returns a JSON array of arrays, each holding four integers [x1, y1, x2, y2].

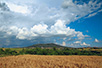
[[25, 43, 102, 49], [26, 43, 67, 48]]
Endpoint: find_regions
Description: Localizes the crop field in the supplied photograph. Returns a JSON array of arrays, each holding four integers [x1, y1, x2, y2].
[[0, 55, 102, 68]]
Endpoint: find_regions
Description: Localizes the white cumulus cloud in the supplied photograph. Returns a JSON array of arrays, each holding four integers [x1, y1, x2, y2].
[[81, 42, 90, 46], [95, 38, 99, 43], [74, 41, 81, 44], [3, 20, 86, 40]]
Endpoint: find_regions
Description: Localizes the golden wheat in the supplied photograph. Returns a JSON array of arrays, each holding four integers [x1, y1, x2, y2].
[[0, 55, 102, 68]]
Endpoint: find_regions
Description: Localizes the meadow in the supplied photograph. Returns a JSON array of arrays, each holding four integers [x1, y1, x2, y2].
[[0, 55, 102, 68]]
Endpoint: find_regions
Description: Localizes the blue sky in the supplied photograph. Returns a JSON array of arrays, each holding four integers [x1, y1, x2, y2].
[[68, 11, 102, 47], [0, 0, 102, 47]]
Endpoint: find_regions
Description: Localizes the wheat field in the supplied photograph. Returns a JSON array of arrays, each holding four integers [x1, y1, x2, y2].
[[0, 55, 102, 68]]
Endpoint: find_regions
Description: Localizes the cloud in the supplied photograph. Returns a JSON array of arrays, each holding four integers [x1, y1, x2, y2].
[[61, 0, 102, 23], [62, 41, 66, 46], [0, 0, 101, 27], [71, 41, 90, 47], [86, 9, 102, 18], [87, 12, 98, 18], [86, 30, 89, 33], [0, 2, 10, 11], [81, 42, 90, 46], [76, 32, 85, 39], [95, 38, 99, 43], [63, 37, 67, 40], [7, 3, 30, 14], [3, 20, 86, 40], [84, 35, 90, 37], [62, 0, 74, 9], [74, 41, 81, 44], [31, 24, 48, 35], [0, 0, 102, 47]]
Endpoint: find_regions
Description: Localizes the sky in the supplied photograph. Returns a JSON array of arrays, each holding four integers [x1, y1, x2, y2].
[[0, 0, 102, 48]]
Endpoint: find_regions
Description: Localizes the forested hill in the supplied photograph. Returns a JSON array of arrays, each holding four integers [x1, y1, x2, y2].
[[26, 43, 67, 48]]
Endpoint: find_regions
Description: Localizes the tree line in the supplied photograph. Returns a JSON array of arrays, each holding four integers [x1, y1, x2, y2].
[[0, 47, 102, 57]]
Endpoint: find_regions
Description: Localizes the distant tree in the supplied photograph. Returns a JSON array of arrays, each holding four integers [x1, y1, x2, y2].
[[0, 48, 4, 54], [53, 47, 56, 51]]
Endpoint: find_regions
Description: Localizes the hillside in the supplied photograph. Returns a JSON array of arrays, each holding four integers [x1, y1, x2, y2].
[[26, 43, 102, 49], [26, 43, 67, 48]]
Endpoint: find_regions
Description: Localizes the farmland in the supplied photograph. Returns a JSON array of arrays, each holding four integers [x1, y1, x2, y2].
[[0, 45, 102, 68], [0, 55, 102, 68], [0, 47, 102, 68]]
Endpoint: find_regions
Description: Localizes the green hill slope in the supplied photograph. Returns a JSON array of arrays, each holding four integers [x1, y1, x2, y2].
[[26, 43, 67, 48]]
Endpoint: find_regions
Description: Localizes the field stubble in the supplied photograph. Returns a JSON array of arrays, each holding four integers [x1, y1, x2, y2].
[[0, 55, 102, 68]]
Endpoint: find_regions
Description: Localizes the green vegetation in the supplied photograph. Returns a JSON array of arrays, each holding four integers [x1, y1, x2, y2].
[[27, 43, 67, 48], [0, 47, 102, 57]]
